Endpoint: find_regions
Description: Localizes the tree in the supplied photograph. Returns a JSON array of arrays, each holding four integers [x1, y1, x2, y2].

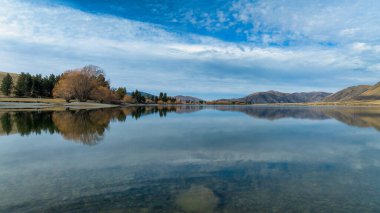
[[31, 74, 43, 97], [115, 87, 127, 100], [91, 86, 115, 103], [53, 65, 112, 102], [14, 73, 33, 97], [42, 74, 59, 97], [163, 93, 168, 102], [132, 90, 146, 103], [13, 73, 59, 98], [96, 74, 110, 88], [1, 73, 13, 96], [53, 73, 74, 102]]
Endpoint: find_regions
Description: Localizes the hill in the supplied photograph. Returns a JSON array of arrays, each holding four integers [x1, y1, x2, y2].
[[322, 82, 380, 102], [355, 82, 380, 100], [323, 85, 371, 102], [214, 91, 331, 104], [0, 71, 19, 97], [175, 95, 204, 103], [127, 91, 156, 99], [244, 91, 331, 104]]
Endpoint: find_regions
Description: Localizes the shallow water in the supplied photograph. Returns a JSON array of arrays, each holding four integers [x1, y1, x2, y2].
[[1, 106, 380, 212]]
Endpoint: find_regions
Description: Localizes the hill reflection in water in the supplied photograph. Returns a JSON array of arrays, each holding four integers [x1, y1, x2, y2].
[[2, 106, 380, 144]]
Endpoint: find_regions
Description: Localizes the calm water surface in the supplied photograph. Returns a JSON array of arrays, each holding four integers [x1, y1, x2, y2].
[[1, 106, 380, 212]]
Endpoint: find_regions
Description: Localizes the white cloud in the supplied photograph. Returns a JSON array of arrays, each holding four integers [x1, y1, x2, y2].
[[1, 0, 380, 99], [230, 0, 380, 44]]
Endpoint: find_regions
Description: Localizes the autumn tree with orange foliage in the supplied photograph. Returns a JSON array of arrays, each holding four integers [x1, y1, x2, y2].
[[52, 73, 73, 102], [53, 65, 115, 103]]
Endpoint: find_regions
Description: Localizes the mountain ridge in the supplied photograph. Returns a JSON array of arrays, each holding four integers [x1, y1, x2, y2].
[[322, 81, 380, 102], [214, 91, 332, 104], [175, 95, 204, 103]]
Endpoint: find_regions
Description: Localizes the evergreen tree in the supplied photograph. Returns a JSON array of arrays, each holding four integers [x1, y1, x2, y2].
[[115, 87, 127, 100], [15, 73, 33, 97], [132, 90, 146, 103], [42, 74, 59, 97], [31, 74, 43, 97], [163, 93, 168, 102], [1, 73, 13, 96]]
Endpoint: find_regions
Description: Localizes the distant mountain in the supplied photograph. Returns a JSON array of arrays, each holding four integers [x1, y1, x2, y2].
[[355, 82, 380, 100], [127, 91, 156, 99], [322, 81, 380, 102], [215, 91, 331, 104], [323, 85, 371, 102], [175, 95, 204, 103], [244, 91, 331, 104]]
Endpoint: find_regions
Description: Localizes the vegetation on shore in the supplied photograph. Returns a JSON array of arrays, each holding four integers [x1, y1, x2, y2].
[[0, 65, 201, 105]]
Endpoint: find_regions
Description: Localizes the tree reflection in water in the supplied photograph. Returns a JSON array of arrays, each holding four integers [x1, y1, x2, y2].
[[52, 110, 110, 145], [3, 106, 380, 145], [0, 106, 199, 145], [0, 113, 12, 135]]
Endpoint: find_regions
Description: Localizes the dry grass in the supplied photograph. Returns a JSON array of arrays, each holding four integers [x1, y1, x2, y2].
[[271, 100, 380, 106]]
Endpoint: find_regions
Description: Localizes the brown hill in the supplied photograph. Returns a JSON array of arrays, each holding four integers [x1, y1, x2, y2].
[[355, 82, 380, 100], [323, 81, 380, 102], [175, 95, 204, 103], [323, 85, 371, 102], [215, 91, 331, 104]]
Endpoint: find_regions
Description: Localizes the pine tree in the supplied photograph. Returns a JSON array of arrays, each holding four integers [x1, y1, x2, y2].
[[15, 73, 33, 97], [31, 74, 43, 97], [1, 73, 13, 96]]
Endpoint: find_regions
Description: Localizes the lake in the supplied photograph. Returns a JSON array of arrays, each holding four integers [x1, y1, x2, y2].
[[1, 106, 380, 212]]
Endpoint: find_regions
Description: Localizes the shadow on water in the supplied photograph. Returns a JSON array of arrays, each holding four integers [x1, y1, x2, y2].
[[2, 105, 380, 144]]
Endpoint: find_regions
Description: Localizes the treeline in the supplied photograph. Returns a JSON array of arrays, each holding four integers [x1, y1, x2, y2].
[[128, 90, 177, 104], [1, 73, 60, 97], [1, 65, 192, 105]]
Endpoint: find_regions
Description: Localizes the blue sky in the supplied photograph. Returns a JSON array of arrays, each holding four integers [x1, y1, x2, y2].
[[1, 0, 380, 99]]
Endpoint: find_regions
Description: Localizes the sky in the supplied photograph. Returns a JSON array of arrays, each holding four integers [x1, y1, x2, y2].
[[1, 0, 380, 100]]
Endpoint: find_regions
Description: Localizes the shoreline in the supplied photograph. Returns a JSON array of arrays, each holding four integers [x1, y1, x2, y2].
[[2, 97, 380, 110], [0, 101, 118, 110]]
